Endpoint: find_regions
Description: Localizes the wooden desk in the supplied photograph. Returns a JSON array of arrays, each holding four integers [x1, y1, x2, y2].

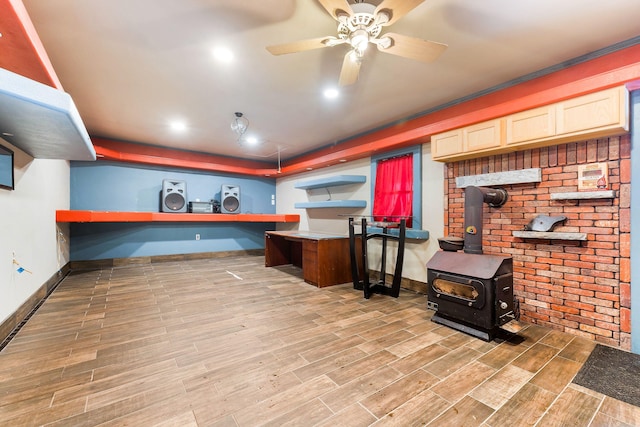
[[265, 231, 354, 288]]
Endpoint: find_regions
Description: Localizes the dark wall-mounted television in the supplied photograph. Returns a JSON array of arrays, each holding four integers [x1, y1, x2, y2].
[[0, 144, 14, 190]]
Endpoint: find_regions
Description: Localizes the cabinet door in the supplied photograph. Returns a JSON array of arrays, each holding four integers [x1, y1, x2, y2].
[[556, 86, 628, 135], [505, 105, 556, 145], [463, 119, 503, 152], [431, 129, 463, 159]]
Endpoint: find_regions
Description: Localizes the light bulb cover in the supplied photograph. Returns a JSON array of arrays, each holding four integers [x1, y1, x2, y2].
[[230, 112, 249, 136]]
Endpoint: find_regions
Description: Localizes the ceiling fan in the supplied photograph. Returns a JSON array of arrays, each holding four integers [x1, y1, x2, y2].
[[266, 0, 447, 86]]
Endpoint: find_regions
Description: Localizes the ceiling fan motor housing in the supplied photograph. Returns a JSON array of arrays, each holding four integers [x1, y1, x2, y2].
[[337, 2, 384, 44]]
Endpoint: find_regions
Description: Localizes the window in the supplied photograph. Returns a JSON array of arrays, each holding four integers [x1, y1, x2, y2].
[[371, 145, 422, 230], [0, 144, 14, 190], [373, 153, 413, 227]]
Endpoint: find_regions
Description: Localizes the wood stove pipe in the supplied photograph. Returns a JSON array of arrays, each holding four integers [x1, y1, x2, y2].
[[464, 186, 508, 254]]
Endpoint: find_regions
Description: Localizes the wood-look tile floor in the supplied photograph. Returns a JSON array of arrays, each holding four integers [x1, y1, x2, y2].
[[1, 255, 639, 426]]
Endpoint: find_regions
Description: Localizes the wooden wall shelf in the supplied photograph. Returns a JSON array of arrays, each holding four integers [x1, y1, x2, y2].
[[56, 210, 300, 223]]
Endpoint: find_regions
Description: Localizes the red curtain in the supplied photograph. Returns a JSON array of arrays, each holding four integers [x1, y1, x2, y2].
[[373, 154, 413, 227]]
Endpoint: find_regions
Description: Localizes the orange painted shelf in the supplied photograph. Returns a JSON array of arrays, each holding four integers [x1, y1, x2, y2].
[[56, 210, 300, 223]]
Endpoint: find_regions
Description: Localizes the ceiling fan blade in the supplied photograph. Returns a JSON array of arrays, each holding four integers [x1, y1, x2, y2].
[[376, 32, 447, 63], [317, 0, 353, 21], [339, 51, 361, 86], [375, 0, 425, 26], [266, 37, 337, 55]]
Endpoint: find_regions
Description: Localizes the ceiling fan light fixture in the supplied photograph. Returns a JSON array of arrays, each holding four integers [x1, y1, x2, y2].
[[266, 0, 445, 86], [350, 29, 369, 52]]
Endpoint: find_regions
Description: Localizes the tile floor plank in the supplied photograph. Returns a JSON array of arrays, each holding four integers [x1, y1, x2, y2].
[[0, 255, 637, 426]]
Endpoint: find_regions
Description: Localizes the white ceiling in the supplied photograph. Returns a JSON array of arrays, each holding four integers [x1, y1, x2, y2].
[[21, 0, 640, 163]]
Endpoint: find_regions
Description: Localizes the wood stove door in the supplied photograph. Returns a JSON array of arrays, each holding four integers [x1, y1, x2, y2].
[[430, 273, 486, 309]]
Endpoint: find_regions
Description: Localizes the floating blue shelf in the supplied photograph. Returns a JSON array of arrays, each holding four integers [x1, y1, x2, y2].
[[294, 200, 367, 209], [295, 175, 367, 209], [295, 175, 366, 190]]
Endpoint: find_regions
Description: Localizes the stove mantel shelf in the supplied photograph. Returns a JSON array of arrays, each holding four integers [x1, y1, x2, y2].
[[512, 230, 587, 241]]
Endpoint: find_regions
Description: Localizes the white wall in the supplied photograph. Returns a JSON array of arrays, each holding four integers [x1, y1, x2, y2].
[[276, 157, 371, 234], [0, 139, 70, 325], [275, 143, 444, 283]]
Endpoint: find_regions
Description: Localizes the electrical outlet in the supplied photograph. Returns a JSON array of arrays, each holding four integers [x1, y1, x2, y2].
[[195, 234, 200, 241]]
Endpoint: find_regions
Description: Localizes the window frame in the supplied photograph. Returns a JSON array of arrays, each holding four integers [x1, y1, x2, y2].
[[370, 145, 422, 230]]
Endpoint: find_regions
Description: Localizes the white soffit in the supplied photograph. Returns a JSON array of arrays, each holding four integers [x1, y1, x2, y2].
[[0, 67, 96, 161]]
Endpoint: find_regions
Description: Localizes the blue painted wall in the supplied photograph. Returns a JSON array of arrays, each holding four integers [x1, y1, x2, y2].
[[69, 161, 277, 260]]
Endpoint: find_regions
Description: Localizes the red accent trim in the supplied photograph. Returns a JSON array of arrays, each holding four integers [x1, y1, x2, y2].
[[281, 45, 640, 175], [1, 0, 62, 88], [56, 210, 300, 223], [93, 138, 280, 177]]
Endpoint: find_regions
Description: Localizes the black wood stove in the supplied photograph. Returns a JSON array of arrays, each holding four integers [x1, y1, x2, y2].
[[426, 186, 517, 341]]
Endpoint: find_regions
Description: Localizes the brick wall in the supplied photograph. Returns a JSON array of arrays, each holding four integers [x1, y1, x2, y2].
[[443, 135, 631, 350]]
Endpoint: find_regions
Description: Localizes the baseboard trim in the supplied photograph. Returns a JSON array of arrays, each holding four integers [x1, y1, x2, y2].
[[0, 263, 71, 351]]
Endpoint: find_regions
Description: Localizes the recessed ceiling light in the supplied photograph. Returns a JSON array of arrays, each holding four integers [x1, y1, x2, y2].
[[323, 88, 339, 99], [169, 120, 187, 133], [245, 136, 259, 145], [212, 46, 234, 63], [2, 132, 13, 137], [306, 167, 313, 171], [339, 159, 347, 163]]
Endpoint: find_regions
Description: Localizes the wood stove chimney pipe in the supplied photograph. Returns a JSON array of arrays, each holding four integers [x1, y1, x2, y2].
[[463, 186, 508, 254]]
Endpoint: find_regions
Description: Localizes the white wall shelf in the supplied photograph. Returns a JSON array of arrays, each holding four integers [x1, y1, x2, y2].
[[456, 168, 542, 188], [550, 190, 616, 200], [513, 231, 587, 241]]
